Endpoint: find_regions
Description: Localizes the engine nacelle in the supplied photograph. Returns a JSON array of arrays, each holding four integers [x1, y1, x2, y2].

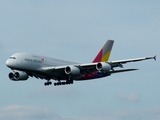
[[9, 72, 16, 80], [96, 62, 111, 71], [65, 66, 80, 75], [9, 71, 28, 81]]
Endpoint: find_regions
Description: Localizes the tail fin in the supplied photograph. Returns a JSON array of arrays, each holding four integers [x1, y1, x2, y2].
[[92, 40, 114, 63]]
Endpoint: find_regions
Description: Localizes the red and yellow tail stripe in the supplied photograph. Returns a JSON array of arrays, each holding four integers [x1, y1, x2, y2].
[[93, 40, 114, 63]]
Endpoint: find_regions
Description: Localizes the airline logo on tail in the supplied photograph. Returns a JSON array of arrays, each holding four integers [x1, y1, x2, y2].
[[93, 40, 114, 63]]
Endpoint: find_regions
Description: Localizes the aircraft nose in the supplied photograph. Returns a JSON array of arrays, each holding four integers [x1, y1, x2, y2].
[[6, 59, 12, 67], [6, 59, 10, 67]]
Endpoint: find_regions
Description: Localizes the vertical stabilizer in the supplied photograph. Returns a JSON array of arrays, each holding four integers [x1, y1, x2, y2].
[[93, 40, 114, 63]]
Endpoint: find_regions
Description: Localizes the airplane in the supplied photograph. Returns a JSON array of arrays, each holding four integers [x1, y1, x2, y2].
[[6, 40, 156, 86]]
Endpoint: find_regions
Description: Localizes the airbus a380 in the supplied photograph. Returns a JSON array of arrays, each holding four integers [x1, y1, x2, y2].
[[6, 40, 156, 86]]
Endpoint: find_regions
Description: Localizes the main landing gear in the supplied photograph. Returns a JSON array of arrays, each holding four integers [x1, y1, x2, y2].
[[54, 80, 73, 86], [44, 81, 52, 86]]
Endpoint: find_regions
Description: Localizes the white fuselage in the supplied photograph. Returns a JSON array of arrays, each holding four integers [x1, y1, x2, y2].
[[6, 53, 78, 71], [6, 53, 82, 81]]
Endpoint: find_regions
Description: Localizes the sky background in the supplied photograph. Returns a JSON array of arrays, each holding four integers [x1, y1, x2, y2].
[[0, 0, 160, 120]]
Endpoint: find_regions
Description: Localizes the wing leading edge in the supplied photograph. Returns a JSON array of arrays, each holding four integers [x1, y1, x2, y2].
[[109, 56, 156, 68]]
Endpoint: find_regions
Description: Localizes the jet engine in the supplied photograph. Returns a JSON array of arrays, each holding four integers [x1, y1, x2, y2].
[[65, 66, 80, 75], [96, 62, 111, 71], [9, 71, 29, 81]]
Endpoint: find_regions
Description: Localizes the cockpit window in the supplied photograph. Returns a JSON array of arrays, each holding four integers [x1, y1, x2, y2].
[[10, 57, 16, 59]]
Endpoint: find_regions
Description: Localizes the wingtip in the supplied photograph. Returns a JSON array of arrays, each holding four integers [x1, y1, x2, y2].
[[153, 55, 156, 61]]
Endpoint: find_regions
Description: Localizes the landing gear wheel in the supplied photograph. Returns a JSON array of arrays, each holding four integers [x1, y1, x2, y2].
[[49, 81, 52, 85], [62, 82, 66, 85], [44, 81, 52, 86], [44, 82, 48, 86], [54, 83, 57, 86], [53, 79, 74, 86]]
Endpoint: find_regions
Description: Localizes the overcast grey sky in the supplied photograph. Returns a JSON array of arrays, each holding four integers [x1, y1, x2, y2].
[[0, 1, 160, 120]]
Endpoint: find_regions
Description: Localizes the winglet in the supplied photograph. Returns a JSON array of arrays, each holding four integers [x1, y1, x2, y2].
[[153, 55, 156, 61]]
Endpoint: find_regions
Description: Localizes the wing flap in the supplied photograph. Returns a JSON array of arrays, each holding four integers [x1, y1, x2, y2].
[[108, 69, 138, 74]]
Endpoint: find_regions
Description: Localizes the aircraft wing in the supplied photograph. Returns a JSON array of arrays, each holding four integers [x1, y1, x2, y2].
[[40, 63, 98, 77], [109, 56, 156, 68], [38, 56, 156, 80]]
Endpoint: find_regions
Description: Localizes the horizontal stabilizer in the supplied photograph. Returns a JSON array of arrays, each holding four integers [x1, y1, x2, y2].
[[108, 69, 138, 74]]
